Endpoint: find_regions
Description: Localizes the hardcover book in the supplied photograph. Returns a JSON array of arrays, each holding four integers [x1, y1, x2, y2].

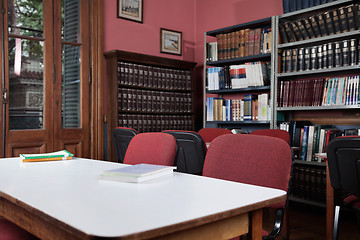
[[20, 150, 73, 162], [99, 164, 175, 183], [339, 7, 349, 32], [331, 9, 342, 34]]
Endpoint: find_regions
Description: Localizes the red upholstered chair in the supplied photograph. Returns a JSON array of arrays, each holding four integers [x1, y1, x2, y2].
[[250, 129, 290, 144], [198, 128, 232, 144], [123, 132, 176, 166], [202, 134, 293, 240], [0, 218, 38, 239], [112, 127, 138, 163], [326, 136, 360, 240], [162, 130, 206, 175]]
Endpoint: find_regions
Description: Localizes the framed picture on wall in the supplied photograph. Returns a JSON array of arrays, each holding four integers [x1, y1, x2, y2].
[[117, 0, 143, 23], [160, 28, 182, 56]]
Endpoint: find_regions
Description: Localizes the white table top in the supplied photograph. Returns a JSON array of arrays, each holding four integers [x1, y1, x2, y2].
[[0, 157, 286, 238]]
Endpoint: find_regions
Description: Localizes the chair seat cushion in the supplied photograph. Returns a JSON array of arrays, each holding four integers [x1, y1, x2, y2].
[[0, 218, 38, 240], [344, 195, 360, 209]]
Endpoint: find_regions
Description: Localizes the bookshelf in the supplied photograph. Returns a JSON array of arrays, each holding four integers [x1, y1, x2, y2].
[[105, 50, 196, 161], [203, 17, 276, 132], [274, 0, 360, 206]]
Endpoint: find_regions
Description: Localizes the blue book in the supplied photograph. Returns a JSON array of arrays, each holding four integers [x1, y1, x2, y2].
[[300, 126, 309, 161], [283, 0, 290, 13], [309, 0, 314, 7], [302, 0, 309, 9], [225, 99, 231, 121], [314, 0, 320, 6], [297, 0, 302, 10], [321, 0, 327, 4], [289, 0, 296, 12]]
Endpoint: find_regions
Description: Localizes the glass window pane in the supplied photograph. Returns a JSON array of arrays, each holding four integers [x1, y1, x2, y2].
[[62, 0, 80, 43], [9, 37, 44, 130], [62, 44, 80, 128], [8, 0, 43, 37]]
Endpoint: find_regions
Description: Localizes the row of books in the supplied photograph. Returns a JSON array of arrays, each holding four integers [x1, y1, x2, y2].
[[118, 114, 193, 133], [278, 75, 360, 107], [117, 61, 192, 91], [280, 4, 360, 43], [283, 0, 338, 14], [279, 121, 360, 161], [119, 88, 192, 113], [206, 62, 270, 90], [208, 27, 272, 61], [281, 39, 359, 73], [290, 164, 326, 204], [206, 93, 270, 122]]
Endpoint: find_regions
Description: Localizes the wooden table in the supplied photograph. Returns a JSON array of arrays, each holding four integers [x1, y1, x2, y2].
[[0, 158, 286, 240]]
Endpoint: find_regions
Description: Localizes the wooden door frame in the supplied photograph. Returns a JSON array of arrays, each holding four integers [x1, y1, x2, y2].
[[90, 0, 104, 160]]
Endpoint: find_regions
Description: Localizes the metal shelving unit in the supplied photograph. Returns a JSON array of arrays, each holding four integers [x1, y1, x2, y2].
[[274, 0, 360, 207], [203, 16, 277, 129]]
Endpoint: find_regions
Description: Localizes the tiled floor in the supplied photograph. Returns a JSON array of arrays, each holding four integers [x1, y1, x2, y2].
[[263, 201, 360, 240]]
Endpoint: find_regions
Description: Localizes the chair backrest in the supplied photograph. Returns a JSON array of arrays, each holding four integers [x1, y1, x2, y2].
[[112, 127, 138, 163], [163, 130, 206, 175], [123, 132, 176, 166], [250, 129, 290, 144], [327, 136, 360, 200], [203, 134, 292, 208], [198, 128, 232, 144]]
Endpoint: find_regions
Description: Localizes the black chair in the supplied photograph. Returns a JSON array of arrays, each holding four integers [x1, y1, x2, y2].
[[327, 136, 360, 240], [112, 127, 138, 163], [162, 130, 206, 175]]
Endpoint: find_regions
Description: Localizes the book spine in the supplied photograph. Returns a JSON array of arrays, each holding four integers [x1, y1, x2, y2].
[[292, 48, 298, 72], [310, 16, 321, 38], [339, 7, 349, 32], [334, 41, 342, 67], [310, 46, 318, 70], [286, 49, 292, 72], [331, 9, 342, 34], [304, 18, 315, 39], [342, 39, 350, 66], [317, 45, 323, 69], [347, 4, 356, 31], [317, 13, 328, 37], [327, 42, 334, 68], [298, 47, 304, 71], [291, 22, 303, 41], [350, 39, 357, 66], [322, 44, 328, 69], [297, 20, 309, 40], [304, 47, 311, 71], [324, 11, 334, 35]]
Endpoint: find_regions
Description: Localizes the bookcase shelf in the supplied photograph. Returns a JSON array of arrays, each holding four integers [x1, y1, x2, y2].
[[277, 105, 360, 111], [105, 50, 196, 162], [206, 120, 270, 125], [203, 17, 276, 130], [277, 65, 360, 77], [206, 53, 271, 67], [278, 29, 360, 49], [280, 0, 354, 19], [274, 0, 360, 207], [206, 86, 270, 94]]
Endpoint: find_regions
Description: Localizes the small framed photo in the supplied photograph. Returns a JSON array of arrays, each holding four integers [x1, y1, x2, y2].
[[160, 28, 182, 56], [117, 0, 143, 23]]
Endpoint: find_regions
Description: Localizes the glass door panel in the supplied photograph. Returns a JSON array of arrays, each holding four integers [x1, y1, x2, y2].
[[8, 0, 44, 130]]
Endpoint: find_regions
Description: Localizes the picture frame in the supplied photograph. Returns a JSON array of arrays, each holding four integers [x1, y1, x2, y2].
[[117, 0, 143, 23], [160, 28, 182, 56]]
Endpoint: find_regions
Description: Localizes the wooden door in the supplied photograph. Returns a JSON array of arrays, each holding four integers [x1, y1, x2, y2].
[[2, 0, 90, 157]]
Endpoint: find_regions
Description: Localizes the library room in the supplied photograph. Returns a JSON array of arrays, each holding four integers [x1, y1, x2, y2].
[[0, 0, 360, 239]]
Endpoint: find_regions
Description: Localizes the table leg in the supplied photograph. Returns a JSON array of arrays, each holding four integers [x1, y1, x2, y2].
[[326, 162, 334, 240], [249, 208, 262, 240]]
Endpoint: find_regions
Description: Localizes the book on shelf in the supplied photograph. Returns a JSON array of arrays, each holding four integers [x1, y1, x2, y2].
[[99, 164, 175, 183], [339, 6, 349, 32], [229, 62, 270, 89], [20, 150, 73, 162]]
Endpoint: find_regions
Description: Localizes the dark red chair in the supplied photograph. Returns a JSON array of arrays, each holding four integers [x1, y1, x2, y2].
[[162, 130, 206, 175], [198, 128, 232, 144], [0, 218, 38, 239], [123, 132, 176, 166], [202, 134, 293, 240], [250, 129, 290, 144], [326, 136, 360, 240], [112, 127, 138, 163]]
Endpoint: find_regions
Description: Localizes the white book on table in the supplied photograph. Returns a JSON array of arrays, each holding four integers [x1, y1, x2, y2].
[[99, 164, 175, 183]]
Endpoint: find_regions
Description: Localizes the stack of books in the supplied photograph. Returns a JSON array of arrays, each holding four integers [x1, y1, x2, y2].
[[20, 150, 73, 162]]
